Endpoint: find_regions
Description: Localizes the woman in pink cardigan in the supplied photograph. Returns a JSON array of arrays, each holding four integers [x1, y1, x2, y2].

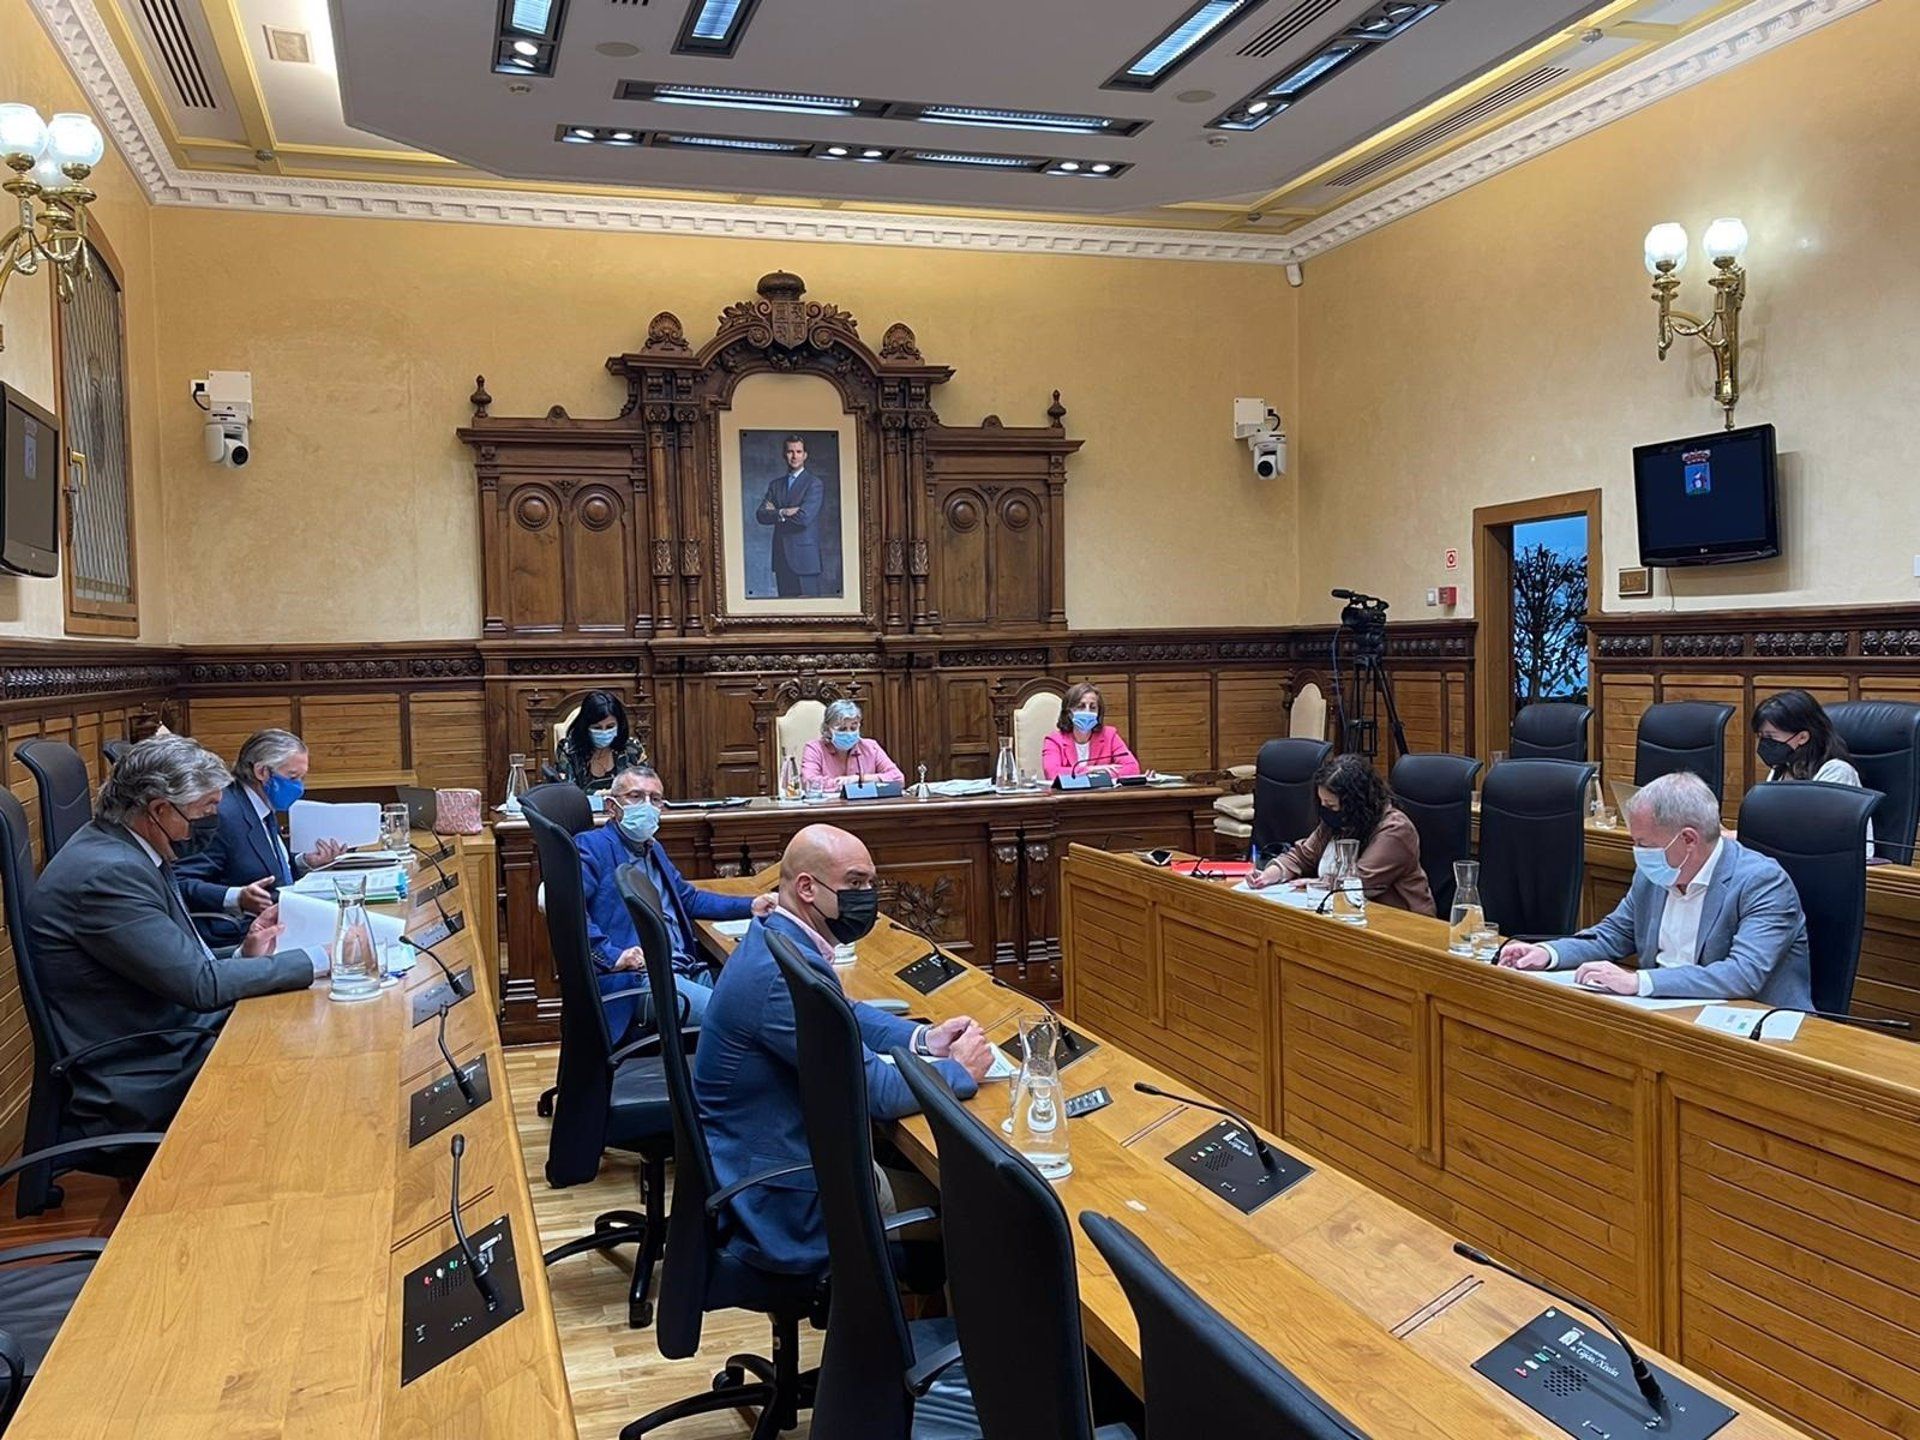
[[800, 698, 906, 791], [1041, 683, 1142, 781]]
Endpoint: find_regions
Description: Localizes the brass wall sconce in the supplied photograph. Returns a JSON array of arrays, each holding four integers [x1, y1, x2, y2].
[[0, 103, 106, 353], [1643, 217, 1748, 430]]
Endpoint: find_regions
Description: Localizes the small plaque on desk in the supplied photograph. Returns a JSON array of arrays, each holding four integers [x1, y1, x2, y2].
[[410, 913, 465, 951], [1000, 1023, 1099, 1069], [896, 951, 966, 995], [1053, 773, 1114, 792], [1473, 1309, 1734, 1440], [1165, 1120, 1311, 1215], [845, 781, 905, 800], [411, 971, 476, 1026], [418, 871, 459, 904], [399, 1217, 526, 1385], [408, 1055, 493, 1146]]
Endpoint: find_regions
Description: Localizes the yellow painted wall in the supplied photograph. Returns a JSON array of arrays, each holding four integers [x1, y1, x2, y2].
[[149, 212, 1299, 641], [1298, 0, 1919, 620], [0, 0, 166, 639]]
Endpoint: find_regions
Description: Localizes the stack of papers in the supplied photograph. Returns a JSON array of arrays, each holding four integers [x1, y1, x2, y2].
[[277, 887, 407, 970], [1233, 880, 1330, 910], [289, 866, 406, 902], [927, 779, 997, 798]]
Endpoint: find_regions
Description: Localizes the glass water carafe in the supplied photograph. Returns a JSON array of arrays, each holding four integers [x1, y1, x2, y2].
[[329, 874, 383, 1002], [1327, 838, 1367, 925], [501, 752, 530, 814], [779, 752, 803, 801], [1009, 1015, 1072, 1180], [993, 735, 1018, 793], [1448, 860, 1484, 955]]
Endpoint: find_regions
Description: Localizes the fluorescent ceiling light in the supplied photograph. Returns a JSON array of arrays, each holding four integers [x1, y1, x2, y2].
[[1111, 0, 1256, 89], [657, 132, 807, 152], [508, 0, 554, 34], [677, 0, 761, 54], [687, 0, 743, 39], [908, 151, 1036, 168], [1271, 41, 1364, 97], [651, 84, 860, 117], [918, 106, 1115, 135], [1209, 1, 1447, 131]]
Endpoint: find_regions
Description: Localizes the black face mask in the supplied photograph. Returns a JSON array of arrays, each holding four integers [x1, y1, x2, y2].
[[1318, 803, 1345, 835], [1756, 737, 1798, 771], [166, 802, 221, 858], [822, 885, 879, 945]]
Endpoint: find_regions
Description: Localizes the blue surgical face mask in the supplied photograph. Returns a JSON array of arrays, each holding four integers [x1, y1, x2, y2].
[[262, 770, 304, 811], [1071, 709, 1099, 733], [616, 798, 661, 845], [588, 725, 619, 751], [1632, 833, 1685, 889], [831, 729, 861, 753]]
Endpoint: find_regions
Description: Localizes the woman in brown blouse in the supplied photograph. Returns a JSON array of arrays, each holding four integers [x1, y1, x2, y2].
[[1245, 752, 1434, 915]]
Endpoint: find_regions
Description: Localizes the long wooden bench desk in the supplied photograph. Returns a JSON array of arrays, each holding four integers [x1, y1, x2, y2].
[[1060, 844, 1920, 1439], [7, 842, 575, 1439], [696, 868, 1806, 1440]]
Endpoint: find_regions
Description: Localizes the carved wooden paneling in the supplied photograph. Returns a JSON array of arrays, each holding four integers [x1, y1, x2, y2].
[[1281, 964, 1421, 1161], [1598, 673, 1655, 787], [186, 696, 294, 766], [1132, 674, 1213, 777], [1214, 673, 1290, 768], [1154, 907, 1266, 1117], [298, 694, 406, 777], [408, 693, 487, 794]]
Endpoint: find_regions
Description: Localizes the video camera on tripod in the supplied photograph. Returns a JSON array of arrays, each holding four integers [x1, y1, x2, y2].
[[1332, 588, 1389, 653], [1328, 587, 1408, 761]]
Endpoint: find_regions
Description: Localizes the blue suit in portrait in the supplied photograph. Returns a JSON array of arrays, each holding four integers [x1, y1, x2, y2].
[[754, 467, 824, 598]]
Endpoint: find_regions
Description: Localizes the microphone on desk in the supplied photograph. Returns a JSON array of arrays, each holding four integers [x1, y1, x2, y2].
[[988, 970, 1083, 1058], [1133, 1082, 1274, 1170], [1751, 1006, 1913, 1039], [449, 1134, 499, 1313], [407, 845, 459, 931], [436, 1003, 478, 1107], [1452, 1241, 1666, 1427], [411, 928, 472, 999]]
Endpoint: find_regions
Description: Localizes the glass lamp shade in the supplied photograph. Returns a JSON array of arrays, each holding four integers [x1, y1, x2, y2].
[[46, 112, 104, 169], [29, 152, 68, 191], [1643, 221, 1689, 275], [1702, 216, 1748, 265], [0, 103, 50, 163]]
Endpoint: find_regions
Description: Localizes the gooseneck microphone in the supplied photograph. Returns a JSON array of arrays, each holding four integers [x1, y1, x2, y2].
[[411, 928, 471, 999], [1751, 1006, 1912, 1039], [1133, 1082, 1274, 1169], [987, 970, 1083, 1057], [409, 845, 459, 931], [449, 1135, 499, 1313], [1453, 1241, 1666, 1426], [436, 1004, 478, 1107]]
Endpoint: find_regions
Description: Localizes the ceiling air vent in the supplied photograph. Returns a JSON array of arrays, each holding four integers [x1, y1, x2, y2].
[[135, 0, 217, 108], [1236, 0, 1342, 59], [263, 26, 313, 63], [1328, 65, 1568, 186]]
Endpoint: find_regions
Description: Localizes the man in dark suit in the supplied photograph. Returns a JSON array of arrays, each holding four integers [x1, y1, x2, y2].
[[176, 727, 346, 946], [692, 823, 993, 1276], [753, 434, 825, 598], [27, 735, 318, 1136]]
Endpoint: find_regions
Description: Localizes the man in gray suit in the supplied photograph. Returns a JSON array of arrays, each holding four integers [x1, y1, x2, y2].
[[28, 735, 318, 1136], [753, 434, 825, 598], [1498, 770, 1811, 1008]]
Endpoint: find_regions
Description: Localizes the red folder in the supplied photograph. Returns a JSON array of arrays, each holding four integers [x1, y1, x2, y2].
[[1169, 858, 1255, 880]]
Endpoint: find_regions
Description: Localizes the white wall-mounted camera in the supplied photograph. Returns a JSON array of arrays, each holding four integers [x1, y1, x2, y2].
[[191, 371, 253, 468], [1233, 396, 1287, 479]]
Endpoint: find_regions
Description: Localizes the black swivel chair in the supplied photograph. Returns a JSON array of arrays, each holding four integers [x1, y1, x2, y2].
[[895, 1056, 1136, 1440], [100, 739, 134, 768], [1828, 700, 1920, 864], [1507, 701, 1592, 762], [1478, 758, 1596, 939], [1634, 701, 1734, 799], [616, 864, 824, 1440], [1079, 1214, 1365, 1440], [1737, 781, 1881, 1015], [770, 931, 979, 1440], [15, 740, 93, 862], [522, 783, 672, 1329], [1389, 753, 1482, 913], [1253, 738, 1333, 861]]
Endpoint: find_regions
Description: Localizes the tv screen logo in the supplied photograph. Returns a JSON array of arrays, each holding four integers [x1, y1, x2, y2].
[[1682, 448, 1712, 497]]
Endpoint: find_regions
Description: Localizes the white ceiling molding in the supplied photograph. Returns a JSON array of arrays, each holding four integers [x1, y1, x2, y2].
[[30, 0, 1876, 267]]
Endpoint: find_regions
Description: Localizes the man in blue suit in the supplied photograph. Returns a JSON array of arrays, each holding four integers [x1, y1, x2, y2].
[[1499, 770, 1811, 1008], [578, 764, 773, 1039], [694, 823, 993, 1277], [753, 435, 825, 598]]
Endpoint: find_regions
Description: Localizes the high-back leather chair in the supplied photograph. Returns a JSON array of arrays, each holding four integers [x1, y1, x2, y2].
[[777, 700, 828, 779], [1253, 738, 1333, 862], [1080, 1214, 1363, 1439], [770, 932, 978, 1440], [1737, 781, 1881, 1014], [1289, 683, 1327, 741], [1508, 701, 1593, 762], [100, 739, 135, 768], [15, 740, 93, 862], [1478, 758, 1596, 939], [1389, 753, 1483, 913], [1635, 701, 1734, 799], [1828, 700, 1920, 864], [1013, 686, 1067, 780]]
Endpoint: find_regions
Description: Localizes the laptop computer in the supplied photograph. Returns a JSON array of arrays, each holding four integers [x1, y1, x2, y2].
[[396, 784, 439, 832]]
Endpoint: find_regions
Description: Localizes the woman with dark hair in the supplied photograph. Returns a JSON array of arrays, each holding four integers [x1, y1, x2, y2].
[[1752, 688, 1872, 845], [1040, 682, 1142, 781], [559, 690, 645, 795], [1246, 752, 1434, 914]]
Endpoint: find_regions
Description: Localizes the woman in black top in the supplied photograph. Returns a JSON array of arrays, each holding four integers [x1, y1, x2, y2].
[[558, 691, 646, 794]]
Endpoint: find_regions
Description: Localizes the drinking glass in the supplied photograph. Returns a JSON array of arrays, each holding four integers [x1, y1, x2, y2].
[[382, 803, 411, 855], [1327, 838, 1367, 925]]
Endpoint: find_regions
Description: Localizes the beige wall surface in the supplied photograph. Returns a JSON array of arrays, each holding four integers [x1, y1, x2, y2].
[[1297, 0, 1917, 622], [149, 212, 1299, 642], [0, 0, 166, 640]]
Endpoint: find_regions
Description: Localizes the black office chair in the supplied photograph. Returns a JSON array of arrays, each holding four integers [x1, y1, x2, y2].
[[0, 789, 206, 1219], [1389, 753, 1482, 913], [1634, 701, 1733, 799], [522, 783, 672, 1329], [100, 739, 134, 768], [1079, 1214, 1365, 1440], [616, 865, 824, 1440], [0, 1131, 163, 1426], [1478, 758, 1595, 939], [769, 931, 978, 1440], [895, 1056, 1137, 1440], [1737, 781, 1881, 1014], [1829, 700, 1920, 864], [1253, 738, 1333, 861], [1507, 701, 1592, 762], [15, 739, 93, 863]]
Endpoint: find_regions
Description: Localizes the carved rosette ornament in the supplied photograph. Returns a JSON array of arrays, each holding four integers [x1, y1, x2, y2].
[[879, 322, 922, 362], [643, 311, 690, 354]]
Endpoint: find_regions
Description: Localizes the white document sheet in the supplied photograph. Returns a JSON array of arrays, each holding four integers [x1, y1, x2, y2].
[[1232, 880, 1330, 910], [1521, 966, 1705, 1010], [877, 1044, 1018, 1080], [711, 918, 753, 938], [289, 799, 381, 856], [288, 865, 405, 900], [277, 887, 406, 970], [1695, 1004, 1804, 1040]]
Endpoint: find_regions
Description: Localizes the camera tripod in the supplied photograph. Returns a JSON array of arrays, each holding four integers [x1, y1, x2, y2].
[[1330, 629, 1410, 763]]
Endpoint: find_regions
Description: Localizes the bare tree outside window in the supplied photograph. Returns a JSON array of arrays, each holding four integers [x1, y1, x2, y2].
[[1511, 539, 1589, 712]]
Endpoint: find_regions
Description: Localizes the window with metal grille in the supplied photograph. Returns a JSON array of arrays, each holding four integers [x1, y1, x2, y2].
[[56, 237, 138, 634]]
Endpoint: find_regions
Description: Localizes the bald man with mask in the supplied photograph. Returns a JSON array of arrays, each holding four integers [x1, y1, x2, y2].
[[693, 823, 992, 1277]]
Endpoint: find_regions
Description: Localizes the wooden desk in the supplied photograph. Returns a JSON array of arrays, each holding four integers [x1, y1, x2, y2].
[[692, 872, 1804, 1439], [7, 847, 575, 1439], [1062, 845, 1920, 1439], [494, 783, 1218, 1043]]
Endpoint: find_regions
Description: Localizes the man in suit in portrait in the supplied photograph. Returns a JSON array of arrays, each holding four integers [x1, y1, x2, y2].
[[28, 735, 319, 1136], [753, 434, 825, 598]]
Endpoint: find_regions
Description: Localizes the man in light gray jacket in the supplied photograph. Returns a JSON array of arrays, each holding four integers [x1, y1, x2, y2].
[[1498, 770, 1811, 1009]]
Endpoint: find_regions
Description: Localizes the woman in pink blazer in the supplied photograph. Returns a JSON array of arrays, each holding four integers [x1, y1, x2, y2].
[[1041, 683, 1142, 781], [800, 699, 906, 790]]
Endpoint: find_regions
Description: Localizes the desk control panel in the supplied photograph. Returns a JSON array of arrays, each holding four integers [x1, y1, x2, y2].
[[896, 951, 966, 995], [410, 913, 466, 951], [399, 1217, 525, 1385], [408, 1056, 493, 1146], [1164, 1120, 1311, 1215], [1473, 1310, 1734, 1440], [417, 872, 460, 905], [410, 972, 476, 1026], [1001, 1023, 1100, 1070]]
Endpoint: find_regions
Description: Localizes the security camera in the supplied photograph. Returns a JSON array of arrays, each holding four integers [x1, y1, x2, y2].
[[1252, 434, 1286, 479], [1233, 396, 1287, 478], [205, 420, 250, 468], [193, 370, 253, 468]]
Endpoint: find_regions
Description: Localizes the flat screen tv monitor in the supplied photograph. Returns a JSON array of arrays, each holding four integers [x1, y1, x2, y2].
[[1632, 422, 1778, 568], [0, 383, 59, 578]]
